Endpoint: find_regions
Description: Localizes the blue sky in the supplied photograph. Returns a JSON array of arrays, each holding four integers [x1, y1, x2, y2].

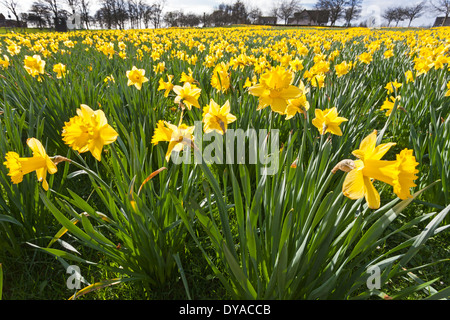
[[1, 0, 439, 27]]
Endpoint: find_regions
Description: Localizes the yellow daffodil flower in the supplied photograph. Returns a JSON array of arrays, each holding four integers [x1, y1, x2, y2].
[[24, 55, 45, 79], [311, 74, 326, 89], [62, 104, 119, 161], [202, 99, 236, 135], [284, 81, 309, 120], [7, 43, 20, 56], [335, 61, 352, 78], [153, 61, 165, 74], [211, 62, 231, 93], [180, 68, 195, 84], [248, 65, 302, 115], [126, 66, 148, 90], [104, 74, 115, 84], [151, 120, 195, 162], [405, 70, 414, 84], [0, 55, 9, 69], [312, 107, 348, 136], [383, 50, 394, 59], [53, 63, 67, 79], [4, 138, 57, 191], [337, 130, 418, 209], [173, 81, 202, 110], [358, 52, 373, 64], [385, 80, 402, 94], [380, 96, 401, 116], [158, 74, 174, 97]]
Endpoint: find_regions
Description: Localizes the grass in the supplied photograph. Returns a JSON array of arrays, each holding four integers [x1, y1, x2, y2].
[[0, 27, 54, 34]]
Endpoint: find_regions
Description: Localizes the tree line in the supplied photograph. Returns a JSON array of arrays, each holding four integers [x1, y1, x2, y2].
[[1, 0, 449, 30]]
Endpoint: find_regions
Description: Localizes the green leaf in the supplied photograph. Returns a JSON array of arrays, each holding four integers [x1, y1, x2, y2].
[[0, 214, 22, 227], [398, 204, 450, 267], [349, 182, 438, 261], [424, 286, 450, 300], [0, 263, 3, 300], [27, 242, 97, 265], [222, 241, 257, 300]]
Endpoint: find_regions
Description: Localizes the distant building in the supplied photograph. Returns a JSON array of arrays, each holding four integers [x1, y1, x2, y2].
[[287, 10, 329, 26], [0, 12, 27, 28], [432, 17, 450, 27], [257, 16, 277, 25]]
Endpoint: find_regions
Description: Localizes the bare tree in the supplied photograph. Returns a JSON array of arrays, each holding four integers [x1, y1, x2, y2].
[[404, 1, 427, 26], [0, 0, 21, 23], [127, 0, 138, 28], [28, 0, 52, 28], [315, 0, 347, 26], [269, 5, 278, 20], [344, 0, 362, 26], [382, 7, 397, 27], [65, 0, 80, 13], [42, 0, 60, 18], [276, 0, 302, 24], [79, 0, 91, 29], [163, 10, 180, 27], [248, 6, 262, 24], [149, 0, 165, 28], [392, 7, 407, 26], [141, 2, 153, 28], [430, 0, 450, 26], [231, 0, 249, 24], [96, 0, 128, 29]]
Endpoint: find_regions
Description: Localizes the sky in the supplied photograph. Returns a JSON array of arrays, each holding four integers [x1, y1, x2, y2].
[[0, 0, 440, 27]]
